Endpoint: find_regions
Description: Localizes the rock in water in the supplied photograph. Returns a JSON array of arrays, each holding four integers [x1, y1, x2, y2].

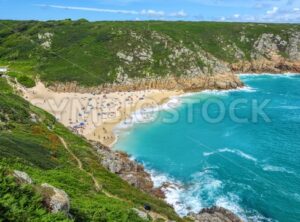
[[189, 206, 243, 222], [40, 183, 70, 215]]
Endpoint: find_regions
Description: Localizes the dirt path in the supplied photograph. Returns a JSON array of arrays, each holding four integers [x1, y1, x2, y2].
[[58, 136, 101, 191], [58, 135, 169, 221]]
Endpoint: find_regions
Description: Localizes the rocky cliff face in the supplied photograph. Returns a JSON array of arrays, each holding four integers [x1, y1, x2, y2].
[[92, 142, 165, 198], [49, 73, 243, 93], [46, 30, 300, 93], [188, 207, 243, 222], [92, 142, 245, 221], [232, 32, 300, 73]]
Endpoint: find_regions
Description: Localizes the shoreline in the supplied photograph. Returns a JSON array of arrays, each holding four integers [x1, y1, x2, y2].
[[12, 72, 298, 220], [15, 72, 298, 148], [16, 81, 184, 147], [20, 73, 242, 148], [109, 72, 300, 219], [88, 89, 184, 147]]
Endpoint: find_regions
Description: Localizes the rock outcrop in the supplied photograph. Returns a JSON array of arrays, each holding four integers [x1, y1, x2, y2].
[[13, 170, 33, 184], [49, 73, 243, 94], [232, 31, 300, 74], [188, 206, 243, 222], [40, 183, 70, 215], [12, 170, 71, 216], [132, 208, 149, 220], [92, 142, 164, 198]]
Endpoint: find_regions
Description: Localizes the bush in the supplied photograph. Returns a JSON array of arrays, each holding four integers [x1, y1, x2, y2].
[[17, 75, 36, 88], [0, 167, 71, 221]]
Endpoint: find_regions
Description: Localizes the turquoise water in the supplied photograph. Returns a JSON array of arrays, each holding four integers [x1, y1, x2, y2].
[[113, 74, 300, 222]]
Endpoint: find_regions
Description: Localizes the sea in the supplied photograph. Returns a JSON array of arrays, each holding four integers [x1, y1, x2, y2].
[[113, 74, 300, 222]]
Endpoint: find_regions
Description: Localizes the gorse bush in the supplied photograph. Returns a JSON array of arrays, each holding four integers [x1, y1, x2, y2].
[[17, 75, 36, 88], [0, 166, 70, 222]]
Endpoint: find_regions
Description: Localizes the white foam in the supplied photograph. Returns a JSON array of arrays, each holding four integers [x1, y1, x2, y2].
[[146, 166, 275, 222], [114, 96, 182, 133], [262, 164, 295, 175], [215, 194, 247, 221], [239, 73, 299, 79], [203, 148, 257, 162], [147, 169, 200, 215], [147, 168, 228, 216], [200, 86, 256, 95]]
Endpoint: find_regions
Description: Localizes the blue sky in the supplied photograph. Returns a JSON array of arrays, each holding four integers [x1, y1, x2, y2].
[[0, 0, 300, 23]]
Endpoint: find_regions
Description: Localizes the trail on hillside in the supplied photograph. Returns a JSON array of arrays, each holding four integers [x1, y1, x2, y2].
[[58, 136, 101, 191], [57, 136, 167, 221]]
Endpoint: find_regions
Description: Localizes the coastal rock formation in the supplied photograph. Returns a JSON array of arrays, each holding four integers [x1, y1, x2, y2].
[[188, 206, 243, 222], [40, 183, 70, 215], [92, 142, 165, 198], [49, 73, 243, 94], [232, 31, 300, 74]]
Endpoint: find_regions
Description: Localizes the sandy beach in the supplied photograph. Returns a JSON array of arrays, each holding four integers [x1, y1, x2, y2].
[[18, 82, 182, 147]]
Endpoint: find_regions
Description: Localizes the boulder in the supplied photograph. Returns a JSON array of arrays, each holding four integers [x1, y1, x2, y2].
[[215, 81, 228, 89], [40, 183, 70, 215], [13, 170, 33, 184], [188, 206, 243, 222], [132, 208, 148, 220]]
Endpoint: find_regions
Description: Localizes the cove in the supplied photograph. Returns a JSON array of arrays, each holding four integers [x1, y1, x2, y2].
[[113, 74, 300, 222]]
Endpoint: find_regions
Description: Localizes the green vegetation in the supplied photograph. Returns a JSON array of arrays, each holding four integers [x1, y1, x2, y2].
[[0, 166, 70, 222], [16, 75, 36, 88], [0, 78, 182, 221], [0, 20, 299, 86]]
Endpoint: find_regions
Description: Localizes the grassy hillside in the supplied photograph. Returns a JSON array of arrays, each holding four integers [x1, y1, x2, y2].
[[0, 77, 182, 221], [0, 20, 299, 87]]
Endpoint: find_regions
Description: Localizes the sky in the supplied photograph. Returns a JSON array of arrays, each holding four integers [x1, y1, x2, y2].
[[0, 0, 300, 23]]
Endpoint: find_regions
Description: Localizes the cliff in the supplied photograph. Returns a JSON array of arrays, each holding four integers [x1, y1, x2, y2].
[[1, 21, 300, 89], [49, 73, 243, 93]]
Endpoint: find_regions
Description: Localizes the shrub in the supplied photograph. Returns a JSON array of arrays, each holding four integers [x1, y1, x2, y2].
[[17, 75, 36, 88]]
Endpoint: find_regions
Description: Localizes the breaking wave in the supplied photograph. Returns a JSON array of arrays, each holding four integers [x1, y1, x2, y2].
[[203, 148, 257, 162]]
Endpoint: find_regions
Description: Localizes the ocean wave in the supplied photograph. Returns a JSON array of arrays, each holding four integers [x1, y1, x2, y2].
[[147, 168, 223, 216], [200, 86, 256, 95], [146, 166, 272, 222], [114, 96, 182, 131], [246, 213, 275, 222], [262, 164, 295, 175], [215, 194, 247, 221], [203, 148, 257, 162], [239, 73, 300, 80]]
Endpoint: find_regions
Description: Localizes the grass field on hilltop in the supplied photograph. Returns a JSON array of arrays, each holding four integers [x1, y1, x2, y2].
[[0, 20, 299, 87]]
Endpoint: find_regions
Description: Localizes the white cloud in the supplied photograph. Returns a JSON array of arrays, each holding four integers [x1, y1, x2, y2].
[[170, 10, 188, 18], [266, 6, 279, 15], [141, 9, 165, 17], [37, 4, 139, 15], [36, 4, 188, 19]]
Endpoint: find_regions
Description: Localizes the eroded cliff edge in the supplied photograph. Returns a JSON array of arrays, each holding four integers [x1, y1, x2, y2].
[[45, 31, 300, 93]]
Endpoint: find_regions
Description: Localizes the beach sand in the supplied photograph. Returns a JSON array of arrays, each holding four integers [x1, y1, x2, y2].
[[18, 82, 182, 147]]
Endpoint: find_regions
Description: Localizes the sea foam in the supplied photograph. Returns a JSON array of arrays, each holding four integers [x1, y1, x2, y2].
[[262, 164, 295, 175], [203, 148, 257, 162], [114, 96, 181, 132]]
